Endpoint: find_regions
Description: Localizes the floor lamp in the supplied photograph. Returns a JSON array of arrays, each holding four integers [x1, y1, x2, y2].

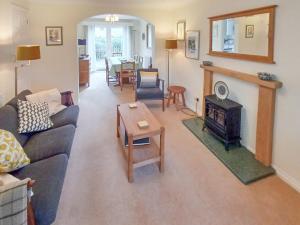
[[165, 40, 177, 90], [15, 45, 41, 96]]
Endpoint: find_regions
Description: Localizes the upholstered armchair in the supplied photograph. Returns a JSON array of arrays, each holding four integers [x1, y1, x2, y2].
[[135, 68, 165, 111]]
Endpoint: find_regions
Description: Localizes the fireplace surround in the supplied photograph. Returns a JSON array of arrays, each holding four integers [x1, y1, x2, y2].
[[200, 64, 282, 166]]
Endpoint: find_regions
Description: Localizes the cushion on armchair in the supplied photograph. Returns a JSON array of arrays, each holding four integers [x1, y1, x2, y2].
[[136, 87, 164, 100], [140, 71, 158, 88]]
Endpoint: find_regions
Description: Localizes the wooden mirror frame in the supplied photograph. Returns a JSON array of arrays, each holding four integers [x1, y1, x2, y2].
[[208, 5, 277, 64]]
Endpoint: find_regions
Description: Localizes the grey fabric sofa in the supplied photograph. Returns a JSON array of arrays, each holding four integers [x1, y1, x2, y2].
[[0, 90, 79, 225]]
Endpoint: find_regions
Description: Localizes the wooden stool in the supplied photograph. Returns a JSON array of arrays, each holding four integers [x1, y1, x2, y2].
[[167, 85, 186, 110]]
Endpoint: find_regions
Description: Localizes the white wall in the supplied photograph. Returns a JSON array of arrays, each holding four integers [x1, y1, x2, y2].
[[136, 20, 154, 67], [24, 2, 173, 102], [172, 0, 300, 191], [0, 0, 29, 106], [236, 14, 269, 56]]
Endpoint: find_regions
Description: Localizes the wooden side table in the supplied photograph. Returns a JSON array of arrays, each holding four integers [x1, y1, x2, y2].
[[167, 85, 186, 110]]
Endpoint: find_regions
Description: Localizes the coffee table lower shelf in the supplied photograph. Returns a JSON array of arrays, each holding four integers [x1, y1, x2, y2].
[[119, 137, 161, 169]]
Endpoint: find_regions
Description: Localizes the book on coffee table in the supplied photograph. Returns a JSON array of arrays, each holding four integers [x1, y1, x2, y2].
[[124, 131, 150, 147]]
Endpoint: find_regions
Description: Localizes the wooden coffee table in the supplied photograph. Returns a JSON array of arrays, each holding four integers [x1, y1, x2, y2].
[[117, 102, 165, 182]]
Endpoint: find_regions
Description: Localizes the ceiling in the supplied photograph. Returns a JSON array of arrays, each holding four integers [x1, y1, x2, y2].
[[29, 0, 196, 9]]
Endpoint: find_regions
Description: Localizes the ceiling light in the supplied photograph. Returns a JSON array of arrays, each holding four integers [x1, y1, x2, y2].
[[105, 15, 119, 23]]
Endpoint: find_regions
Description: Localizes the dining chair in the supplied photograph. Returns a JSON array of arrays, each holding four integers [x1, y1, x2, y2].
[[105, 58, 117, 86], [120, 61, 136, 91]]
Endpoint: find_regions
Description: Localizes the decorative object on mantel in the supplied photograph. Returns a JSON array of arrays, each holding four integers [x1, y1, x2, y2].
[[45, 26, 63, 46], [185, 30, 200, 60], [200, 64, 282, 166], [202, 61, 213, 66], [177, 21, 186, 41], [183, 117, 275, 184], [208, 5, 277, 64], [214, 81, 229, 100], [257, 72, 275, 81], [15, 45, 41, 96]]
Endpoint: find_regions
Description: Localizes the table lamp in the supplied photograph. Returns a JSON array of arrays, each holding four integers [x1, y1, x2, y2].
[[165, 40, 177, 90], [15, 45, 41, 96]]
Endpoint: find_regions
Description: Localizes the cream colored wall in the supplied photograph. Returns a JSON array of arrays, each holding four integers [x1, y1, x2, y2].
[[236, 14, 269, 56], [137, 19, 154, 66], [24, 2, 173, 102], [172, 0, 300, 191], [0, 0, 29, 106]]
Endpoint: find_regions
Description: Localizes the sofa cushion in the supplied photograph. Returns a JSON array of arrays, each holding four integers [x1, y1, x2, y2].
[[26, 89, 67, 116], [0, 129, 30, 172], [50, 105, 79, 128], [6, 90, 32, 110], [0, 105, 31, 146], [17, 100, 53, 134], [136, 87, 164, 100], [11, 154, 68, 225], [23, 125, 75, 163]]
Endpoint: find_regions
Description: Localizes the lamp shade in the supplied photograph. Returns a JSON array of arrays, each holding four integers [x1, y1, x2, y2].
[[16, 45, 40, 61], [165, 40, 177, 49]]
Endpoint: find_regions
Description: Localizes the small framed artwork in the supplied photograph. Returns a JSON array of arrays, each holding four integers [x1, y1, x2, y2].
[[177, 21, 186, 41], [146, 24, 153, 49], [185, 30, 200, 60], [45, 26, 63, 46], [245, 25, 254, 38]]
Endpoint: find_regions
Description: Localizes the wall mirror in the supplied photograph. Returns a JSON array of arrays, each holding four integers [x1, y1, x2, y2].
[[209, 5, 277, 64]]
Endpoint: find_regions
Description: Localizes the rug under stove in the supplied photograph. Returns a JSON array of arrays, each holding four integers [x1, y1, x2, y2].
[[182, 117, 275, 184]]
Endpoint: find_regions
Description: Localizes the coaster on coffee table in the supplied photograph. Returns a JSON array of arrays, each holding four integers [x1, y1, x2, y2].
[[137, 120, 149, 129], [129, 103, 137, 108]]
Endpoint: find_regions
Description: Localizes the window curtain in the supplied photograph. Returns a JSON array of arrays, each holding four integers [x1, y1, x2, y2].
[[87, 24, 97, 72], [122, 25, 134, 59]]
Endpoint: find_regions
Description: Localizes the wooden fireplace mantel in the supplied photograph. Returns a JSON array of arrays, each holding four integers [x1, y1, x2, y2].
[[200, 64, 283, 166]]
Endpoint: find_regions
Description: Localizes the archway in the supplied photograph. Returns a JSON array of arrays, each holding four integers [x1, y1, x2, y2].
[[77, 14, 155, 89]]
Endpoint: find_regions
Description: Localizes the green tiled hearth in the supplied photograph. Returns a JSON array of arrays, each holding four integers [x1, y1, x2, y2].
[[182, 117, 275, 184]]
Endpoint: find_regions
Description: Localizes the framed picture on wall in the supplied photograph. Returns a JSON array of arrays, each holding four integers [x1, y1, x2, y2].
[[146, 24, 152, 49], [45, 26, 63, 46], [245, 25, 254, 38], [177, 21, 186, 41], [185, 30, 200, 60]]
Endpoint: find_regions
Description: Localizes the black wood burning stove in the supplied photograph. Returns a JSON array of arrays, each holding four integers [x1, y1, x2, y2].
[[202, 95, 243, 150]]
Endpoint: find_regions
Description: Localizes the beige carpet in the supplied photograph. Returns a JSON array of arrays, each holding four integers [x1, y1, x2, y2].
[[54, 72, 300, 225]]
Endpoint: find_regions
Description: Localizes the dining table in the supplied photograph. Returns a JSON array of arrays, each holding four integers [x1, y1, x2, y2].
[[109, 57, 141, 77]]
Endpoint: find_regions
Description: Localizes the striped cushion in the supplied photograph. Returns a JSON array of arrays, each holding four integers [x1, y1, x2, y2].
[[140, 71, 157, 88], [0, 176, 30, 225]]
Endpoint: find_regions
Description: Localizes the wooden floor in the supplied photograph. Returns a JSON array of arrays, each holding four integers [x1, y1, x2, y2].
[[54, 72, 300, 225]]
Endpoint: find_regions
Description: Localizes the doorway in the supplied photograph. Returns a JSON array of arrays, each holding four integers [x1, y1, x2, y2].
[[95, 26, 125, 70], [77, 14, 155, 89]]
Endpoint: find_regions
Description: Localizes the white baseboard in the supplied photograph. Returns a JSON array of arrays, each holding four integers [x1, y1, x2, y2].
[[272, 165, 300, 193]]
